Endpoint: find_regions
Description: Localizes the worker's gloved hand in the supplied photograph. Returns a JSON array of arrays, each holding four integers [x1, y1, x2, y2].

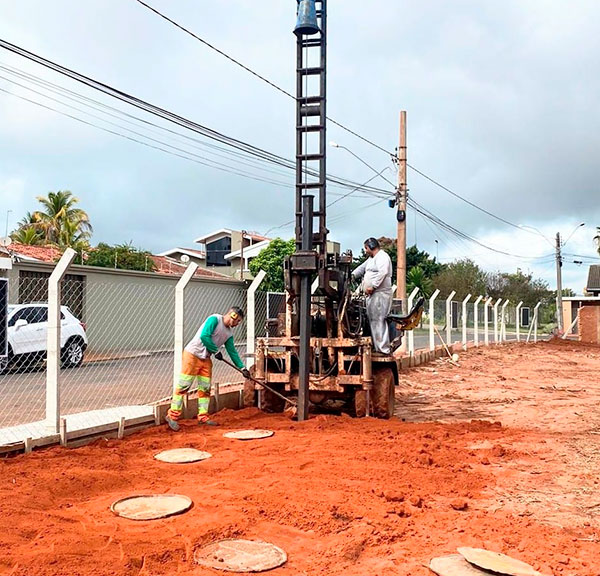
[[214, 351, 224, 361], [241, 368, 251, 379]]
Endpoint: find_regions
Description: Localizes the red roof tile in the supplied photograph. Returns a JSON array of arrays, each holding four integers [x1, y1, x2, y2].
[[1, 242, 61, 263], [1, 243, 231, 280]]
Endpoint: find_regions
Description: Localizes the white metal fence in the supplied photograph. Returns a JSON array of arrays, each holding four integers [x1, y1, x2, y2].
[[0, 251, 549, 446]]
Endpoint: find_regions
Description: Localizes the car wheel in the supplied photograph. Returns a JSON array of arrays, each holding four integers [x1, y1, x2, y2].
[[61, 339, 84, 368]]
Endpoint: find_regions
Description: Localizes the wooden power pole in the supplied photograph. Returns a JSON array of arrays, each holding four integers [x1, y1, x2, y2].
[[396, 111, 407, 310]]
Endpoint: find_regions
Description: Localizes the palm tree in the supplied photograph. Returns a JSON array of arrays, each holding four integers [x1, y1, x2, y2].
[[34, 190, 92, 247], [10, 226, 44, 245], [407, 266, 433, 298]]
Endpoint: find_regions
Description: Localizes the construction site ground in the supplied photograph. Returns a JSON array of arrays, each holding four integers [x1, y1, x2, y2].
[[1, 339, 599, 575]]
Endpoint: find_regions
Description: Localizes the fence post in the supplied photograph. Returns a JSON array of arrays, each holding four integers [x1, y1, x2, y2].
[[406, 287, 419, 355], [46, 248, 76, 434], [429, 289, 440, 351], [501, 299, 510, 341], [445, 291, 456, 349], [462, 294, 472, 350], [562, 310, 580, 339], [493, 298, 502, 343], [246, 270, 267, 369], [515, 301, 523, 342], [533, 301, 541, 343], [173, 262, 199, 388], [484, 297, 490, 346], [473, 295, 483, 347]]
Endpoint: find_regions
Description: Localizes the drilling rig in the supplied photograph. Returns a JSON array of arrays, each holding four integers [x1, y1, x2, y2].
[[244, 0, 423, 420]]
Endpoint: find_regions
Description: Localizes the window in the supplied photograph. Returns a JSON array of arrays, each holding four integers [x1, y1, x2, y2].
[[206, 237, 232, 267], [9, 307, 38, 326]]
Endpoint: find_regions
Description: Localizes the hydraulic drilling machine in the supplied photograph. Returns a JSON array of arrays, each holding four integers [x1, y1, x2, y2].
[[244, 0, 423, 420]]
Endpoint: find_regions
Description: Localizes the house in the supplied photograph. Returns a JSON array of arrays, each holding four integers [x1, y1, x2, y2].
[[586, 264, 600, 296], [161, 229, 342, 280], [161, 229, 270, 279], [0, 242, 229, 280]]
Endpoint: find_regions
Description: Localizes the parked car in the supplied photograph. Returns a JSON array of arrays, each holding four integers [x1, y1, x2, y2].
[[0, 303, 88, 373]]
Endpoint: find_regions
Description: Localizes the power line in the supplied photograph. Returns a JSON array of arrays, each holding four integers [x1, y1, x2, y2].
[[406, 163, 530, 232], [132, 0, 393, 157], [0, 38, 393, 199], [408, 196, 554, 261], [132, 0, 545, 235]]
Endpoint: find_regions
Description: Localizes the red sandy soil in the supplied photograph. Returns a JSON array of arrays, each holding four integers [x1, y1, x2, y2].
[[1, 339, 599, 575]]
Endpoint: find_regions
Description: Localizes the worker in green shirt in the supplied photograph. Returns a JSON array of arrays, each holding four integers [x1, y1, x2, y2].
[[166, 306, 249, 431]]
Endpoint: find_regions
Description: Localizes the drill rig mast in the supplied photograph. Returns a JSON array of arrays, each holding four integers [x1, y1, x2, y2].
[[245, 1, 424, 420]]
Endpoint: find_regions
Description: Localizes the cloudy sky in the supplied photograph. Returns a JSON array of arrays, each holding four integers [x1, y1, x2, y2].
[[1, 0, 599, 292]]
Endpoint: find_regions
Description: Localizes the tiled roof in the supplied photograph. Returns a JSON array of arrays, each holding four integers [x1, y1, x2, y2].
[[151, 256, 230, 279], [1, 243, 230, 279], [0, 242, 61, 263], [587, 265, 600, 291]]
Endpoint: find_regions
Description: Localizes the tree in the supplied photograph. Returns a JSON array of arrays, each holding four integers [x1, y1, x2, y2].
[[10, 226, 44, 245], [432, 258, 487, 299], [406, 245, 444, 278], [486, 269, 553, 309], [248, 238, 296, 292], [407, 266, 433, 298], [34, 190, 92, 247], [352, 239, 443, 284], [11, 191, 92, 249], [86, 242, 156, 272], [10, 212, 45, 245]]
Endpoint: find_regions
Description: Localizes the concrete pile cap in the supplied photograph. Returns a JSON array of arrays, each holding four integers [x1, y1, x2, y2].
[[194, 539, 287, 572], [223, 429, 274, 440], [429, 554, 490, 576], [110, 494, 192, 520], [154, 448, 212, 463], [458, 547, 548, 576]]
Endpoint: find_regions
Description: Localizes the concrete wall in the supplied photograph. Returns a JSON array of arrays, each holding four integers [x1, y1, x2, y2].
[[6, 261, 246, 354]]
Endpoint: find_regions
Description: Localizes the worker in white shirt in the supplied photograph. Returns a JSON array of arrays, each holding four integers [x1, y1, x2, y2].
[[352, 237, 393, 354]]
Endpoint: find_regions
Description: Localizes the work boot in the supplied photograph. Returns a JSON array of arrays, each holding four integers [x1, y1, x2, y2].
[[165, 415, 180, 432], [198, 417, 219, 427]]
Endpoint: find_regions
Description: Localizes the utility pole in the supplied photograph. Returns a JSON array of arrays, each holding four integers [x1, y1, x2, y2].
[[555, 232, 563, 333], [396, 111, 407, 311]]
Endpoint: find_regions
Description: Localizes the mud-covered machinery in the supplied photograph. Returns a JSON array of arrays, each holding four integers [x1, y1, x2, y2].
[[245, 262, 425, 419], [244, 0, 423, 419]]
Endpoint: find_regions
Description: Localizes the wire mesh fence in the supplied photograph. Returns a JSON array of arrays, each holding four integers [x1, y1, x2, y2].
[[0, 254, 552, 442], [59, 279, 175, 419], [0, 275, 50, 428], [184, 280, 246, 388]]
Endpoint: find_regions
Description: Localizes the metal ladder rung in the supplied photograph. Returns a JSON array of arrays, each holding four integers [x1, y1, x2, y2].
[[299, 67, 324, 76]]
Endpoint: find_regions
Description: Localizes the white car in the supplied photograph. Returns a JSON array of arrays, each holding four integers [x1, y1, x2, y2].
[[0, 303, 88, 372]]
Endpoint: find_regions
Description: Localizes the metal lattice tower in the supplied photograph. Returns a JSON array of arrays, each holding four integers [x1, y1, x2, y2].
[[295, 0, 327, 252]]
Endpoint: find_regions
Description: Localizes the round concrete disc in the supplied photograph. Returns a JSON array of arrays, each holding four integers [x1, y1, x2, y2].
[[458, 547, 545, 576], [110, 494, 192, 520], [154, 448, 212, 463], [223, 429, 274, 440], [430, 554, 489, 576], [194, 539, 287, 572]]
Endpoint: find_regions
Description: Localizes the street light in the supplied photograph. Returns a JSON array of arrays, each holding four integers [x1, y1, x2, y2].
[[4, 209, 12, 239]]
